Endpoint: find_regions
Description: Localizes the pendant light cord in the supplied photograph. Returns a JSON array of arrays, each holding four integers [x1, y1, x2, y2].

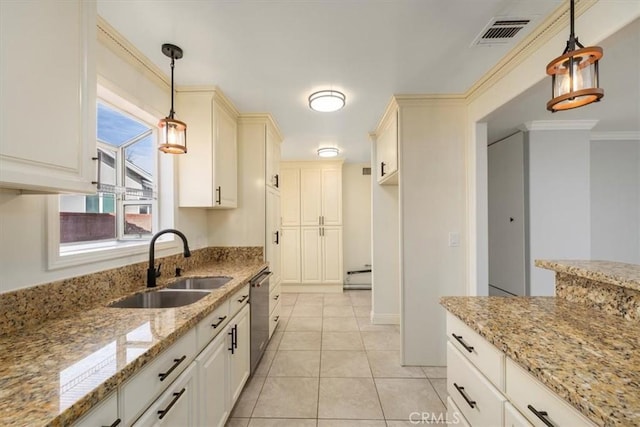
[[169, 56, 176, 119]]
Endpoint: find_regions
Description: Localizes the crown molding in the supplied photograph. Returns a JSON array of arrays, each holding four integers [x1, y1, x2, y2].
[[520, 120, 599, 131], [591, 131, 640, 141], [97, 16, 169, 89], [238, 113, 284, 142]]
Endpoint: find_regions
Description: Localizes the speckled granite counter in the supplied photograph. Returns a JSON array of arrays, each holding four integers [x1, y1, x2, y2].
[[0, 259, 266, 426], [440, 297, 640, 426], [535, 260, 640, 292]]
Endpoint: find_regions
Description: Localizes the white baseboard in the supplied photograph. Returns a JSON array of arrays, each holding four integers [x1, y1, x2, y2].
[[371, 312, 400, 325], [281, 283, 343, 293]]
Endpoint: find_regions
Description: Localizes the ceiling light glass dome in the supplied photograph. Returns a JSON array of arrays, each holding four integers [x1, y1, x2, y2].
[[309, 90, 346, 112]]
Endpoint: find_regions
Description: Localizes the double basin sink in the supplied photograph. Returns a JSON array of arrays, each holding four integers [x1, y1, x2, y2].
[[108, 276, 232, 309]]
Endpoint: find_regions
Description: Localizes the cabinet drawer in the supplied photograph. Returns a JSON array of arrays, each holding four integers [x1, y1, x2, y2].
[[121, 329, 197, 426], [447, 342, 506, 427], [447, 396, 471, 427], [505, 401, 533, 427], [230, 284, 250, 316], [269, 300, 281, 338], [446, 312, 505, 390], [196, 299, 230, 349], [73, 391, 118, 427], [506, 358, 596, 427], [269, 282, 281, 315]]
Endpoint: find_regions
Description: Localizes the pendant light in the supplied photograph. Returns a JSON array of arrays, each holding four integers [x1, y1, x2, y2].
[[158, 43, 187, 154], [546, 0, 603, 112]]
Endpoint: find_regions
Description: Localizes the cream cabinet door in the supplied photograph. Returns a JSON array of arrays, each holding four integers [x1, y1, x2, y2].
[[266, 125, 281, 190], [301, 226, 322, 283], [322, 226, 343, 283], [0, 0, 96, 193], [213, 101, 238, 207], [229, 305, 250, 404], [196, 330, 229, 427], [300, 168, 323, 226], [375, 109, 398, 184], [280, 168, 301, 226], [72, 391, 118, 427], [281, 227, 301, 283], [266, 186, 281, 285], [321, 168, 342, 226]]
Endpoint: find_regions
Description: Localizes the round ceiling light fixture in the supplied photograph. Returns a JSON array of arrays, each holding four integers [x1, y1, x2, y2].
[[309, 90, 346, 112], [317, 147, 340, 158]]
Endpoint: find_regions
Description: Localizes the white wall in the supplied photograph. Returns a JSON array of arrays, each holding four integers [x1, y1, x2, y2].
[[527, 129, 591, 295], [0, 36, 209, 293], [591, 139, 640, 263], [342, 163, 372, 286]]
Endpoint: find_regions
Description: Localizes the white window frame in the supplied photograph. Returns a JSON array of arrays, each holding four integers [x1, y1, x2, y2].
[[47, 85, 176, 270]]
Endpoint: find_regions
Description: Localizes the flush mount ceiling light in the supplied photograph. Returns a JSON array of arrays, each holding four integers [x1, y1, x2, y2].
[[546, 0, 603, 112], [309, 90, 346, 112], [317, 147, 340, 158], [158, 43, 187, 154]]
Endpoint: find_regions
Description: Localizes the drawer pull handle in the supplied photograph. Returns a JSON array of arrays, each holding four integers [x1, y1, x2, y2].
[[157, 388, 186, 420], [158, 355, 186, 381], [452, 333, 474, 353], [527, 405, 555, 427], [274, 294, 280, 300], [453, 383, 476, 409], [237, 294, 249, 303], [274, 315, 279, 322], [212, 315, 227, 328], [101, 419, 121, 427]]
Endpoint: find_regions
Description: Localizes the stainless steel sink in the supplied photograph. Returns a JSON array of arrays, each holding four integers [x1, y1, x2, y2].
[[166, 276, 233, 290], [108, 290, 209, 308]]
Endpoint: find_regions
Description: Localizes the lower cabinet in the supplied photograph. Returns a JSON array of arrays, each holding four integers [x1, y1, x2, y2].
[[196, 303, 251, 427], [133, 364, 197, 427], [73, 391, 119, 427]]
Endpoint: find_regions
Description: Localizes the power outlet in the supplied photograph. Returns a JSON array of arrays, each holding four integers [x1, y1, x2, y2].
[[448, 232, 460, 247]]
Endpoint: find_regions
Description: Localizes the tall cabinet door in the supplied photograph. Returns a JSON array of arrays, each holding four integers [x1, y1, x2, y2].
[[321, 168, 343, 226], [266, 125, 281, 189], [281, 168, 300, 226], [300, 168, 322, 226], [300, 227, 322, 283], [214, 101, 238, 208], [229, 305, 250, 404], [322, 226, 343, 283], [266, 186, 281, 285], [281, 227, 301, 283]]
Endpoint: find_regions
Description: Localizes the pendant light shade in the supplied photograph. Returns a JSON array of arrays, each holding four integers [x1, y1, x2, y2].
[[546, 0, 603, 112], [159, 43, 187, 154], [309, 90, 346, 112]]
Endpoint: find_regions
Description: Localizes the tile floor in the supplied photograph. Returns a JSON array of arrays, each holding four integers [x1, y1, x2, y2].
[[226, 290, 448, 426]]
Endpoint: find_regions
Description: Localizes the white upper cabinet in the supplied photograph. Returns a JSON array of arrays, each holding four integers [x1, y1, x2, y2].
[[373, 102, 398, 185], [176, 87, 238, 208], [0, 0, 97, 193], [266, 125, 281, 190]]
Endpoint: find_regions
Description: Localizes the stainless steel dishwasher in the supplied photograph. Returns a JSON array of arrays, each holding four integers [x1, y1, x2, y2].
[[249, 267, 271, 373]]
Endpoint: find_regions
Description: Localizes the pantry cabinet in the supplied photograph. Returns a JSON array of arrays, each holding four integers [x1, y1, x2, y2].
[[176, 87, 239, 208], [0, 0, 97, 194], [281, 161, 343, 291], [373, 101, 398, 185]]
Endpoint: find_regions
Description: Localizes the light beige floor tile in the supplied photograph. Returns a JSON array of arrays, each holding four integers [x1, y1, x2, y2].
[[318, 420, 385, 427], [226, 418, 250, 427], [323, 294, 353, 306], [268, 350, 321, 377], [252, 377, 319, 418], [367, 351, 426, 378], [386, 421, 446, 427], [280, 304, 293, 317], [322, 331, 364, 350], [248, 418, 316, 427], [375, 378, 445, 420], [230, 375, 266, 417], [323, 305, 355, 317], [422, 366, 447, 379], [254, 350, 276, 376], [266, 331, 284, 351], [361, 331, 400, 351], [322, 317, 359, 332], [349, 294, 373, 307], [280, 293, 298, 306], [296, 293, 325, 304], [286, 316, 323, 331], [356, 317, 400, 332], [279, 331, 322, 350], [320, 351, 371, 377], [291, 304, 324, 317], [318, 378, 384, 419], [429, 378, 448, 405], [353, 305, 372, 317]]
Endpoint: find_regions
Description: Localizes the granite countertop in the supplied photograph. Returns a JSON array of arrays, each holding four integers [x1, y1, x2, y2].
[[536, 259, 640, 292], [440, 297, 640, 427], [0, 259, 267, 427]]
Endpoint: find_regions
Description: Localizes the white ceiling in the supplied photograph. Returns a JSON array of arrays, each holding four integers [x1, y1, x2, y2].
[[97, 0, 564, 163], [486, 18, 640, 143]]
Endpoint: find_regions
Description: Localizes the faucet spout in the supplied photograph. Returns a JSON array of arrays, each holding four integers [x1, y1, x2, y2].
[[147, 229, 191, 288]]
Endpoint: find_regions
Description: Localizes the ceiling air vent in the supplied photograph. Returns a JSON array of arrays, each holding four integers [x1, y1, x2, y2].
[[473, 18, 531, 46]]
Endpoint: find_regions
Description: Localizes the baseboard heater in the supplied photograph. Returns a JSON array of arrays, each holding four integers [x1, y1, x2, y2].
[[343, 266, 372, 290]]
